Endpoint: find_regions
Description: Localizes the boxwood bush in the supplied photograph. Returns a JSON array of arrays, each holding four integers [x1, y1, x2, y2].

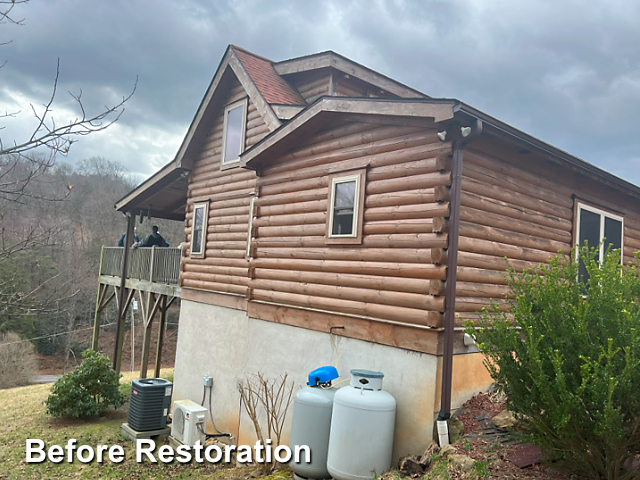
[[470, 248, 640, 480], [45, 349, 126, 418]]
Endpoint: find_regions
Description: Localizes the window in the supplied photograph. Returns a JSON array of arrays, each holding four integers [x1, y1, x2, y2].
[[221, 98, 248, 167], [190, 202, 209, 258], [326, 169, 366, 244], [575, 202, 623, 282]]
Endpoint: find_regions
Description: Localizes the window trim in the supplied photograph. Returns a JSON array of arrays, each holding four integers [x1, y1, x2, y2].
[[326, 169, 366, 245], [220, 97, 248, 170], [190, 202, 209, 259], [574, 201, 624, 265]]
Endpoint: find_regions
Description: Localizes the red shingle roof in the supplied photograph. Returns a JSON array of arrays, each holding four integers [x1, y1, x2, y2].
[[231, 45, 306, 106]]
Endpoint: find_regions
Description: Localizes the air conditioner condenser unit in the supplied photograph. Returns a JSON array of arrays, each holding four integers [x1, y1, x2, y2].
[[171, 399, 207, 446]]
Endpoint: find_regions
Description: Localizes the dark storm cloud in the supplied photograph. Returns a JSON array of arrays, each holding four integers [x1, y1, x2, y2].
[[1, 0, 639, 184]]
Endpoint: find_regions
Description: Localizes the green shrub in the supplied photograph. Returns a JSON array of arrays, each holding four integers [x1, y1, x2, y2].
[[469, 248, 640, 480], [45, 349, 127, 418]]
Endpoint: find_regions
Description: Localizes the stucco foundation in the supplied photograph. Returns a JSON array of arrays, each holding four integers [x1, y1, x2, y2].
[[173, 299, 492, 461]]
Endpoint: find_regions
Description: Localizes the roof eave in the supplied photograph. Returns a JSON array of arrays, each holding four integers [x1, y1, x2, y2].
[[241, 97, 457, 169], [454, 103, 640, 202], [274, 51, 428, 99]]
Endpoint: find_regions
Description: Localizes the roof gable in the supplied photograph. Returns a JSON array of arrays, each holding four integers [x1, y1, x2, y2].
[[241, 97, 456, 170], [173, 46, 283, 170], [115, 45, 285, 218]]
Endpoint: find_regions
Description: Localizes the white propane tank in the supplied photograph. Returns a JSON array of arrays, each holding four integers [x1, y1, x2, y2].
[[289, 366, 339, 480], [327, 370, 396, 480]]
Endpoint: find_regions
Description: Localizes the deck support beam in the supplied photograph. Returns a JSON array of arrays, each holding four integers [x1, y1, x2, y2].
[[154, 295, 168, 378], [114, 214, 135, 375], [95, 243, 180, 378]]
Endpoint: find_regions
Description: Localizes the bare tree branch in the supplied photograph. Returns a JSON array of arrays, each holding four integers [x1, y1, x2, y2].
[[0, 0, 28, 26], [0, 59, 138, 160]]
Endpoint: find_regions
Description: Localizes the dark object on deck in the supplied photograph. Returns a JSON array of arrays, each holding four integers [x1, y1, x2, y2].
[[137, 226, 169, 247]]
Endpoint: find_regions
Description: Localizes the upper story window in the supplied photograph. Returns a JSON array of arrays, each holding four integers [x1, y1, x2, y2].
[[221, 98, 248, 167], [326, 169, 365, 245], [190, 202, 209, 259], [575, 202, 623, 281]]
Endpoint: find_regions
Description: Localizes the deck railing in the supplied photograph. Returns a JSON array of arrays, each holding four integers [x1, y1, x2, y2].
[[100, 247, 181, 285]]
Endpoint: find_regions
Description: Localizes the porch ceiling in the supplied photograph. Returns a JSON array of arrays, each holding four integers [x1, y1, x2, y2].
[[115, 164, 189, 221]]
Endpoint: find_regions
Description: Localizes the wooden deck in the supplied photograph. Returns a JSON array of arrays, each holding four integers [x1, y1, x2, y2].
[[93, 247, 181, 377]]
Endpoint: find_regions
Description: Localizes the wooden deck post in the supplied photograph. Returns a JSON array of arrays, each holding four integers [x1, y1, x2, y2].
[[154, 294, 168, 378], [114, 214, 135, 375], [91, 279, 106, 351], [140, 292, 162, 378], [149, 245, 156, 283]]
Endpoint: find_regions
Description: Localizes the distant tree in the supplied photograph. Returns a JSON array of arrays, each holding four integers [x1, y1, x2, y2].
[[0, 0, 136, 356], [1, 0, 136, 206]]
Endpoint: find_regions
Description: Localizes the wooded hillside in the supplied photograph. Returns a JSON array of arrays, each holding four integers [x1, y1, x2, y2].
[[0, 156, 183, 366]]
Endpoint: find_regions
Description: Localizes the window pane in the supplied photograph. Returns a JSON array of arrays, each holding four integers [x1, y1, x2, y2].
[[578, 209, 600, 283], [332, 211, 354, 235], [332, 180, 356, 236], [604, 217, 622, 257], [223, 105, 243, 163], [194, 207, 204, 230], [193, 207, 204, 254], [334, 181, 355, 208]]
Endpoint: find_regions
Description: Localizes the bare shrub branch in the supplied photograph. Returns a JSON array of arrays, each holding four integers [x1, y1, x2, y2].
[[238, 372, 294, 474]]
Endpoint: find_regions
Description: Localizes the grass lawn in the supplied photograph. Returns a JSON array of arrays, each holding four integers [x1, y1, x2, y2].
[[0, 369, 290, 480]]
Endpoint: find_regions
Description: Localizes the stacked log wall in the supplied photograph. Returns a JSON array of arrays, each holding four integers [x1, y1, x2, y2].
[[456, 146, 640, 323], [290, 70, 331, 104], [247, 121, 452, 330], [181, 78, 263, 295], [334, 75, 398, 98], [288, 69, 401, 104]]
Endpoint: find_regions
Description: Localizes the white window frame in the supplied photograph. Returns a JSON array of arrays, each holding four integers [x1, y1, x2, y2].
[[221, 97, 248, 167], [190, 202, 209, 259], [575, 202, 624, 265], [327, 172, 363, 243]]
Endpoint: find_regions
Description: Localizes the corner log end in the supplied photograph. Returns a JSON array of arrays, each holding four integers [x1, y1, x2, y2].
[[434, 185, 450, 202], [431, 247, 448, 265]]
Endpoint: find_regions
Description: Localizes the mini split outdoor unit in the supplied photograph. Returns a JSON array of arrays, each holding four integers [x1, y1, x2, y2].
[[127, 378, 173, 431], [171, 399, 208, 446]]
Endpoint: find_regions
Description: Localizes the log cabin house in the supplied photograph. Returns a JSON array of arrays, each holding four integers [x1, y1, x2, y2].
[[114, 45, 640, 458]]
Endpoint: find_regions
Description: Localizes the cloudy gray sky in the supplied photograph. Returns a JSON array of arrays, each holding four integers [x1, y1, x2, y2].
[[2, 0, 639, 185]]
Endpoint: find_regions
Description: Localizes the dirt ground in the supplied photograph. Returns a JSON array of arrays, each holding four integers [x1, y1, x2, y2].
[[450, 392, 569, 479], [36, 312, 179, 375]]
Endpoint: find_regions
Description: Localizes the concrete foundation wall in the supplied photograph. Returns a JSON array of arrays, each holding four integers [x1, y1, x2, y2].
[[173, 299, 492, 461]]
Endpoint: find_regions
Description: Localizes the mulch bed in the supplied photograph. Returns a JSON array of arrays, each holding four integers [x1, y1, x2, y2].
[[449, 392, 574, 479], [454, 391, 506, 435]]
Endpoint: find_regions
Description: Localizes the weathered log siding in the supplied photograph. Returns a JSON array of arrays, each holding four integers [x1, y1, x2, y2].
[[334, 74, 397, 98], [182, 78, 263, 294], [456, 145, 640, 323], [289, 69, 401, 104], [248, 122, 451, 329], [290, 70, 331, 104]]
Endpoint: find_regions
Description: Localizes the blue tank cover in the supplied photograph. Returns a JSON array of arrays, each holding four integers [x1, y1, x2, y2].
[[307, 366, 339, 386]]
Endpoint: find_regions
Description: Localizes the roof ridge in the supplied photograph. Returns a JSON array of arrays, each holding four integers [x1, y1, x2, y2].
[[272, 49, 335, 65], [230, 44, 274, 64], [273, 50, 426, 98]]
